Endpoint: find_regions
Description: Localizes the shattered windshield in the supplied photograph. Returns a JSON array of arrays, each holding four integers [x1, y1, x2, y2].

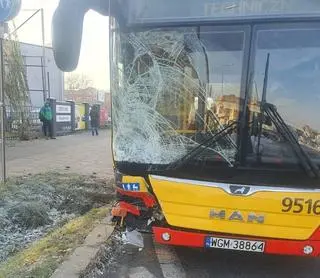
[[250, 25, 320, 166], [111, 25, 245, 166]]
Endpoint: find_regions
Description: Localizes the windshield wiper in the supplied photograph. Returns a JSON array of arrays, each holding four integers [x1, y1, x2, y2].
[[206, 110, 237, 149], [256, 54, 320, 178], [166, 121, 237, 171], [265, 104, 320, 178]]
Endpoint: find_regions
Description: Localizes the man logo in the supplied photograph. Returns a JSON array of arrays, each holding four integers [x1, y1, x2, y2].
[[209, 209, 265, 224], [229, 185, 251, 195]]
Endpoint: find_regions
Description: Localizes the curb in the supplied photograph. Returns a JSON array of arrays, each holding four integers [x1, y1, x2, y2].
[[51, 217, 115, 278]]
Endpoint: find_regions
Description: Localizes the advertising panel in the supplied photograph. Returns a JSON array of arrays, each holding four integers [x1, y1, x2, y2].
[[75, 104, 86, 130]]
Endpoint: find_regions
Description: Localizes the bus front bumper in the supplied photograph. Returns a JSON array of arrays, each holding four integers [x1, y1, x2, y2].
[[153, 227, 320, 257]]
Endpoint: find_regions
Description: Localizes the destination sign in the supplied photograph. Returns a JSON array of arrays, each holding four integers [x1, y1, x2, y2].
[[204, 0, 315, 17], [129, 0, 320, 23]]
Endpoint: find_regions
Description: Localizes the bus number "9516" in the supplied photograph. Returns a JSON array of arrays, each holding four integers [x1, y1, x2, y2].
[[282, 198, 320, 215]]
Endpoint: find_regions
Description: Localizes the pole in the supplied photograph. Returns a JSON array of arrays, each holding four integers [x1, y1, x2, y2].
[[47, 71, 51, 98], [8, 9, 41, 36], [0, 32, 6, 182], [41, 8, 47, 102]]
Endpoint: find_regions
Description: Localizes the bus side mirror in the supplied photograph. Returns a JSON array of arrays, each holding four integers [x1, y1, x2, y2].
[[52, 0, 110, 72], [52, 1, 87, 71]]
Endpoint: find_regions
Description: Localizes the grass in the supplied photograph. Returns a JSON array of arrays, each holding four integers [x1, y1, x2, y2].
[[0, 206, 111, 278]]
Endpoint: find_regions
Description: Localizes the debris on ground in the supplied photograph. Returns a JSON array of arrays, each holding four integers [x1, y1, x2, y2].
[[81, 226, 150, 278], [122, 229, 144, 248], [80, 229, 125, 278]]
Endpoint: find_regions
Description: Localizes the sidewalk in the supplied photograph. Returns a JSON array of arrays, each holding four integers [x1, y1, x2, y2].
[[5, 130, 113, 177]]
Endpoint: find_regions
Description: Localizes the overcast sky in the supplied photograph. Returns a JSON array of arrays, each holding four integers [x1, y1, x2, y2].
[[12, 0, 110, 90]]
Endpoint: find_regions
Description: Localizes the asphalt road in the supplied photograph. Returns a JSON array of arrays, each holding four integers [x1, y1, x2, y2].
[[105, 234, 320, 278]]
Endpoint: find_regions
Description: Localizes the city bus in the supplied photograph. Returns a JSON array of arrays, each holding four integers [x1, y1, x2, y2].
[[53, 0, 320, 257]]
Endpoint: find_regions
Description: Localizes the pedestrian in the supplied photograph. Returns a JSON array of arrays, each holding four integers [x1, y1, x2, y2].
[[39, 101, 55, 139], [90, 105, 100, 136]]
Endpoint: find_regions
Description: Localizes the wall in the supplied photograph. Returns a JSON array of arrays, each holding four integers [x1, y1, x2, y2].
[[20, 42, 64, 107]]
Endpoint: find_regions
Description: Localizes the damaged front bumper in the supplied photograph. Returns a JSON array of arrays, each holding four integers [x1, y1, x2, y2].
[[111, 187, 159, 233]]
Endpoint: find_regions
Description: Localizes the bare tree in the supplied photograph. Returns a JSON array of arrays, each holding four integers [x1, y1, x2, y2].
[[65, 73, 93, 90]]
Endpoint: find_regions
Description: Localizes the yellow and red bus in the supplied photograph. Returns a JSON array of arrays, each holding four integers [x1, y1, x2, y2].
[[53, 0, 320, 257]]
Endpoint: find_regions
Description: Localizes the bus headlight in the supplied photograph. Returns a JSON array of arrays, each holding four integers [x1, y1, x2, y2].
[[162, 232, 171, 241], [303, 245, 313, 255]]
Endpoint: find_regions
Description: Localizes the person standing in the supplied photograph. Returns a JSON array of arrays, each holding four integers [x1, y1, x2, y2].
[[90, 105, 100, 136], [39, 101, 55, 139]]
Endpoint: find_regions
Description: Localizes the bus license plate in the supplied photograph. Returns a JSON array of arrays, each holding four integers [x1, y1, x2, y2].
[[205, 237, 265, 253]]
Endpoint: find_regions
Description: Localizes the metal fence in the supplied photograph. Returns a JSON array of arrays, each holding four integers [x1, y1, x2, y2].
[[1, 102, 110, 141], [3, 105, 43, 140]]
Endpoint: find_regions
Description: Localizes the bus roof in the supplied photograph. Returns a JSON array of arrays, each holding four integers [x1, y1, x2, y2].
[[52, 0, 320, 71]]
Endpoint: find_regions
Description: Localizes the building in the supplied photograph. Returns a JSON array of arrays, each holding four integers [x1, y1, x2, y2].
[[20, 42, 64, 107], [64, 87, 111, 126], [214, 94, 260, 124], [64, 87, 111, 111]]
